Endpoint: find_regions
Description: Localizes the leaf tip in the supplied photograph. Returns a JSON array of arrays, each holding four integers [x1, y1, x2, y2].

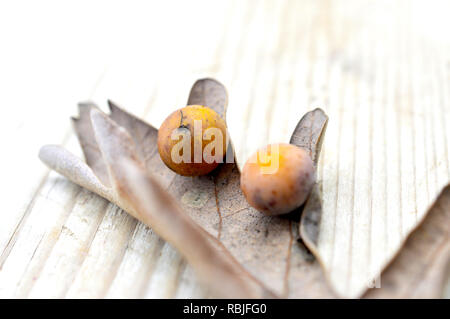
[[195, 77, 220, 85], [78, 101, 96, 107], [77, 102, 99, 121], [311, 107, 328, 119], [89, 107, 107, 129], [38, 144, 63, 167], [107, 99, 120, 113], [38, 144, 51, 162]]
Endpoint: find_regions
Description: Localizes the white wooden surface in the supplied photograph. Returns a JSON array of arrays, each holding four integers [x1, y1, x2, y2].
[[0, 0, 449, 298]]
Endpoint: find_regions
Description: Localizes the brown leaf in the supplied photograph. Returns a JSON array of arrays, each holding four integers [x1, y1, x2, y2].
[[363, 185, 450, 299], [39, 78, 334, 298], [288, 109, 331, 283], [72, 102, 110, 187], [289, 108, 328, 167], [38, 145, 112, 201]]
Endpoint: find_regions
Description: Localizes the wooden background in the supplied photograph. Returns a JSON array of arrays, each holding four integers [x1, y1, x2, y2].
[[0, 0, 449, 298]]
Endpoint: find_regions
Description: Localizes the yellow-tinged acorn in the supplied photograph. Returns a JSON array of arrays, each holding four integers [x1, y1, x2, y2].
[[157, 105, 227, 176]]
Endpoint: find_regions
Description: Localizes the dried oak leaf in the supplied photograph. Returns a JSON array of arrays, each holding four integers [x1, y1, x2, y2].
[[40, 78, 450, 298], [39, 78, 334, 298]]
